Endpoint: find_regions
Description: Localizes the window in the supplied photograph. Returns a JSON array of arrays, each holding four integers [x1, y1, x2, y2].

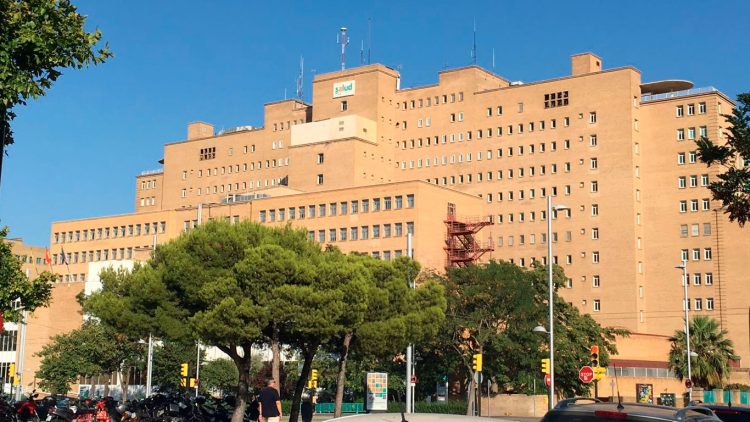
[[384, 196, 392, 210], [590, 158, 598, 169], [704, 248, 713, 260], [593, 275, 600, 288], [699, 102, 706, 114], [703, 222, 712, 235], [701, 174, 709, 186], [316, 174, 324, 185], [589, 112, 597, 123], [705, 273, 713, 285], [676, 105, 684, 117], [679, 200, 688, 213], [681, 249, 689, 261], [407, 194, 415, 208], [692, 248, 701, 261], [706, 298, 714, 310], [688, 127, 696, 140], [373, 198, 381, 211], [319, 204, 326, 217], [687, 103, 695, 115], [592, 228, 599, 239], [591, 181, 598, 193], [544, 91, 569, 108], [678, 176, 686, 188], [694, 298, 702, 311], [689, 151, 697, 163], [593, 299, 601, 312], [592, 251, 600, 263], [693, 273, 702, 285], [591, 204, 599, 216], [677, 128, 685, 141], [691, 224, 700, 237], [678, 152, 686, 165], [317, 153, 324, 164], [702, 198, 710, 211]]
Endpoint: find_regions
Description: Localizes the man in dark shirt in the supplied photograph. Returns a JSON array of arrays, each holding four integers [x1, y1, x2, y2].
[[258, 379, 282, 422]]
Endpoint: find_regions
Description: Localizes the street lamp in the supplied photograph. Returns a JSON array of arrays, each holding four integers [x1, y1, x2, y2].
[[675, 260, 693, 401], [534, 196, 569, 410]]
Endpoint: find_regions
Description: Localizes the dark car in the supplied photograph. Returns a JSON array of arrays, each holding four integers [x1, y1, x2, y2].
[[540, 397, 722, 422], [690, 402, 750, 422]]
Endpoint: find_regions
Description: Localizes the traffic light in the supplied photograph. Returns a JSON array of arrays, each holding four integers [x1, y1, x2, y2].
[[307, 369, 319, 389], [590, 345, 600, 367], [471, 353, 483, 372], [594, 367, 606, 381], [8, 363, 15, 382], [541, 358, 550, 374], [180, 362, 189, 377]]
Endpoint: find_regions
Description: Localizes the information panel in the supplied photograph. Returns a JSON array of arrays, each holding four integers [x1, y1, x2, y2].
[[366, 372, 388, 411]]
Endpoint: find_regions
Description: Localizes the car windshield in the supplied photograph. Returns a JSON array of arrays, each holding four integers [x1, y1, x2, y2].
[[710, 409, 749, 422]]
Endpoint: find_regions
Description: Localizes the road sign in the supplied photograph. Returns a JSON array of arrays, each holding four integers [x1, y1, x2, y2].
[[544, 374, 550, 386], [411, 375, 417, 386], [579, 366, 594, 383]]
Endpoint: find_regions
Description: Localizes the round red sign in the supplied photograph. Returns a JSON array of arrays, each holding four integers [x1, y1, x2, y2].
[[579, 366, 594, 383], [544, 374, 551, 386]]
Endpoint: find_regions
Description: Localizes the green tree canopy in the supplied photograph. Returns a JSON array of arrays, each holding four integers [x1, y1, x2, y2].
[[696, 92, 750, 226], [0, 0, 111, 184], [668, 315, 736, 388], [201, 358, 239, 396], [0, 227, 55, 321]]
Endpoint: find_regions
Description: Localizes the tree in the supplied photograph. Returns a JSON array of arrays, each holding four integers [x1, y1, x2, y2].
[[0, 227, 55, 321], [151, 339, 201, 392], [696, 92, 750, 226], [668, 315, 736, 389], [35, 321, 142, 396], [435, 260, 625, 413], [201, 358, 239, 396], [327, 254, 446, 417], [0, 0, 111, 185]]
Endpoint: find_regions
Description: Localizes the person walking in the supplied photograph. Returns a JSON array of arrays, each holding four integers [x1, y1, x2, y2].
[[258, 379, 282, 422]]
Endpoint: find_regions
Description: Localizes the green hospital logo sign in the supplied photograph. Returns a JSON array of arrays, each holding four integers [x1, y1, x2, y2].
[[333, 80, 356, 98]]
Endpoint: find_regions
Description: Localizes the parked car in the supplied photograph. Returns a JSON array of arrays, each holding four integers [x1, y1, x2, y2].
[[540, 397, 722, 422], [689, 401, 750, 422]]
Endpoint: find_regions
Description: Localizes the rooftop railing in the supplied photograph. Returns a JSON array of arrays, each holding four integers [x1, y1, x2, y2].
[[641, 86, 718, 103], [139, 169, 164, 176]]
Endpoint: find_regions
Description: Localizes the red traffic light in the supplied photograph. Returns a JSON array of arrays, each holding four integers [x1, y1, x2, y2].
[[685, 379, 693, 389], [590, 345, 599, 354]]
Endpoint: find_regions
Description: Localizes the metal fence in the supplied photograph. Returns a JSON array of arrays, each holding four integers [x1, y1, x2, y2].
[[641, 87, 718, 103], [606, 367, 676, 378]]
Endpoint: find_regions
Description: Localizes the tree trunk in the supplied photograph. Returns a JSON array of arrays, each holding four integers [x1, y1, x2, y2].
[[271, 329, 281, 393], [289, 346, 316, 422], [465, 375, 474, 416], [334, 333, 353, 418], [103, 373, 110, 397], [119, 367, 129, 401], [232, 359, 251, 422]]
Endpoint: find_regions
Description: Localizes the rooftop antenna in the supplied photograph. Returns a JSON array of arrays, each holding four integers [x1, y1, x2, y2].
[[367, 17, 372, 64], [296, 56, 304, 100], [360, 40, 365, 65], [471, 18, 477, 65], [337, 27, 349, 71]]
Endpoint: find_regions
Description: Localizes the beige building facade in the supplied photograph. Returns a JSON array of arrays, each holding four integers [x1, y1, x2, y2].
[[20, 52, 750, 394]]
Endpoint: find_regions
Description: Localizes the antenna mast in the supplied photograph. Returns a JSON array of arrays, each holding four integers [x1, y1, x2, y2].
[[296, 56, 304, 99], [472, 18, 477, 65], [367, 18, 372, 64], [338, 27, 349, 71]]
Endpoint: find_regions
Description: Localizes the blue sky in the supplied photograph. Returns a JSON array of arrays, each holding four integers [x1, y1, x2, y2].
[[1, 0, 748, 246]]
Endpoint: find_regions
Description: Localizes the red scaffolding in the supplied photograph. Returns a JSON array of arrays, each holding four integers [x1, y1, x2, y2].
[[444, 204, 494, 268]]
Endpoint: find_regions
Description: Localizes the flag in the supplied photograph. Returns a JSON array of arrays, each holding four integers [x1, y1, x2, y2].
[[44, 248, 51, 265], [60, 247, 67, 265]]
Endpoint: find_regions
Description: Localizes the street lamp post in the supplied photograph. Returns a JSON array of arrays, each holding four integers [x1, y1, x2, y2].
[[534, 196, 568, 410], [675, 260, 692, 401]]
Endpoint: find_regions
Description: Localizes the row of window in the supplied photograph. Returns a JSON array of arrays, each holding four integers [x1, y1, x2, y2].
[[676, 151, 700, 165], [680, 223, 712, 237], [675, 102, 707, 117], [14, 254, 43, 265], [676, 126, 708, 141], [53, 222, 166, 244], [184, 156, 290, 181], [272, 118, 306, 132], [677, 174, 710, 188], [683, 272, 715, 286], [259, 195, 416, 223], [400, 92, 464, 110], [181, 176, 287, 198], [307, 222, 415, 243], [498, 228, 600, 248], [57, 272, 86, 283], [680, 247, 713, 261], [53, 247, 137, 265], [685, 297, 715, 311], [678, 199, 712, 213], [139, 179, 158, 190], [399, 135, 598, 158], [139, 197, 157, 207]]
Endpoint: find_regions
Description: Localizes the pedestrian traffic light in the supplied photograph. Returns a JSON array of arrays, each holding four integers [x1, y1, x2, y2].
[[541, 358, 550, 374], [180, 362, 189, 377], [590, 345, 600, 367], [311, 369, 319, 382], [472, 353, 483, 372]]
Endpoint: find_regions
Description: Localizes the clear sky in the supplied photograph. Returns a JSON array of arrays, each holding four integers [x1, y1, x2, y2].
[[0, 0, 748, 246]]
